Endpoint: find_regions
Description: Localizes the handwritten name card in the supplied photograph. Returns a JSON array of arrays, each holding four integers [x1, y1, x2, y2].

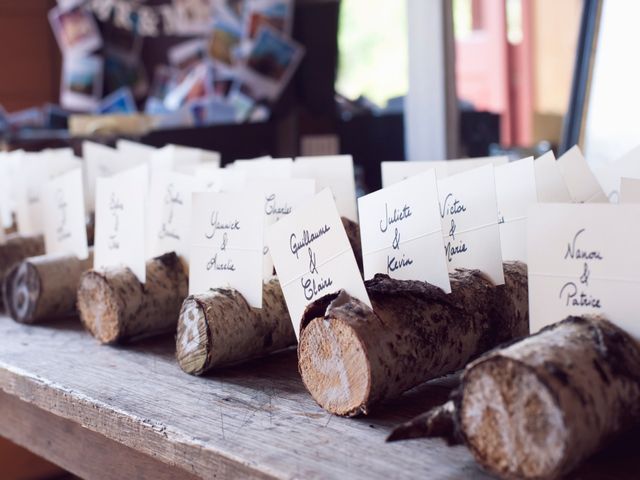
[[233, 158, 294, 179], [247, 178, 316, 278], [15, 152, 48, 235], [267, 189, 370, 338], [528, 203, 640, 340], [189, 192, 264, 307], [494, 157, 537, 262], [534, 151, 572, 203], [557, 146, 607, 203], [94, 164, 148, 283], [150, 144, 221, 177], [147, 171, 201, 261], [196, 166, 246, 193], [42, 168, 89, 260], [437, 165, 504, 285], [381, 156, 509, 188], [358, 170, 450, 292], [293, 155, 358, 222]]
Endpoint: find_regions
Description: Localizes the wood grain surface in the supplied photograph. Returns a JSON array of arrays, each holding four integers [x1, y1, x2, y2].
[[0, 315, 637, 479]]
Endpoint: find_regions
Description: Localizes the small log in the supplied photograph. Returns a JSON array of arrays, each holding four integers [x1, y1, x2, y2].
[[341, 217, 363, 274], [388, 316, 640, 480], [0, 234, 45, 309], [77, 252, 188, 344], [3, 250, 94, 324], [297, 262, 529, 416], [176, 278, 294, 375]]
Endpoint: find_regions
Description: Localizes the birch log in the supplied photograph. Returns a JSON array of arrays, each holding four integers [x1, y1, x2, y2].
[[388, 316, 640, 480], [77, 252, 188, 344], [176, 278, 295, 374], [3, 250, 94, 324], [0, 234, 45, 309], [298, 262, 529, 416]]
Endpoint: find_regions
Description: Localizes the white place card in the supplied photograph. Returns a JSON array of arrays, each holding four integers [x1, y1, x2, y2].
[[196, 166, 247, 192], [438, 165, 504, 285], [592, 144, 640, 203], [293, 155, 358, 222], [267, 189, 370, 338], [620, 177, 640, 203], [0, 155, 12, 230], [150, 144, 221, 177], [83, 141, 145, 211], [494, 157, 537, 262], [556, 146, 607, 203], [189, 192, 264, 307], [528, 203, 640, 340], [358, 170, 450, 292], [15, 152, 49, 235], [534, 151, 572, 203], [233, 158, 294, 179], [42, 169, 89, 260], [381, 156, 509, 188], [94, 164, 148, 283], [248, 178, 316, 279], [116, 139, 156, 163], [147, 171, 201, 261]]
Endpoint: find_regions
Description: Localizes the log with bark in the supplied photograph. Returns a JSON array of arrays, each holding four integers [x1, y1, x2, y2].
[[77, 252, 188, 344], [3, 250, 94, 324], [0, 234, 45, 310], [388, 316, 640, 480], [297, 262, 529, 416], [341, 217, 363, 274], [176, 278, 295, 375]]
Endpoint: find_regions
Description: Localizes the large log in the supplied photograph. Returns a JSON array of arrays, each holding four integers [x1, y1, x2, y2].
[[297, 262, 529, 416], [176, 278, 295, 375], [3, 250, 94, 324], [0, 234, 45, 310], [388, 316, 640, 480], [77, 252, 188, 344]]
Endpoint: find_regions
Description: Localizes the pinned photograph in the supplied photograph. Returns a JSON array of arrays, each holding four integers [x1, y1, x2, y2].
[[190, 96, 237, 126], [239, 26, 304, 101], [60, 55, 103, 111], [207, 20, 242, 71], [164, 62, 213, 111], [48, 4, 102, 57], [216, 0, 245, 25], [243, 0, 293, 40], [174, 0, 216, 36], [98, 87, 137, 114]]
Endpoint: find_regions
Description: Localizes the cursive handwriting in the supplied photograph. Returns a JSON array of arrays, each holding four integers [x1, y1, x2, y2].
[[265, 194, 292, 216], [55, 189, 71, 241], [379, 203, 412, 233], [387, 253, 414, 273], [301, 274, 334, 301], [206, 211, 240, 240], [440, 193, 466, 218], [108, 193, 124, 250], [445, 239, 468, 262], [565, 229, 603, 260], [559, 282, 601, 308], [290, 224, 331, 259], [206, 253, 236, 271]]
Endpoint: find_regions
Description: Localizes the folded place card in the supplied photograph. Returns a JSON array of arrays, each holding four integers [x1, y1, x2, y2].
[[620, 177, 640, 203], [358, 170, 450, 292], [94, 164, 148, 283], [150, 144, 221, 177], [15, 152, 48, 235], [42, 168, 89, 260], [556, 146, 608, 203], [233, 158, 294, 179], [116, 139, 156, 163], [267, 189, 370, 338], [147, 171, 202, 261], [494, 157, 537, 262], [528, 203, 640, 340], [592, 144, 640, 203], [293, 155, 358, 222], [437, 165, 505, 285], [189, 191, 264, 308], [534, 151, 572, 203], [247, 178, 316, 279], [381, 156, 509, 188], [196, 166, 247, 193]]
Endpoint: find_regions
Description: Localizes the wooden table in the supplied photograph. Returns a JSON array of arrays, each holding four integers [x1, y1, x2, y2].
[[0, 315, 638, 479]]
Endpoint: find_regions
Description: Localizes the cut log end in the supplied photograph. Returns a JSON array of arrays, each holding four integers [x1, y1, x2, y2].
[[176, 297, 210, 375], [3, 262, 41, 324], [298, 314, 371, 416], [77, 272, 121, 344], [460, 357, 568, 479]]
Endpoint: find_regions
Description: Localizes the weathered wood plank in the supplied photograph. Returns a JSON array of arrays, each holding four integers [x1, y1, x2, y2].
[[0, 316, 488, 479]]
